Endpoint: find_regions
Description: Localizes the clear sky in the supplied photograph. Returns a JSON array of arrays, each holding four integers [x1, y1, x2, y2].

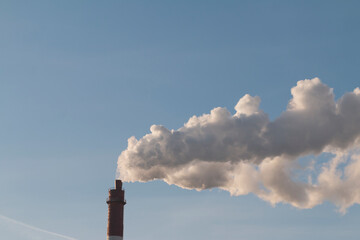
[[1, 1, 360, 240]]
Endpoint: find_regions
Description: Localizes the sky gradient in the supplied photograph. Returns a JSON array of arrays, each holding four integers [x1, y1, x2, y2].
[[1, 1, 360, 240]]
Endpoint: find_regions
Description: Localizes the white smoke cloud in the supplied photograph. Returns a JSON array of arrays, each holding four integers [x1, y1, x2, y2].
[[117, 78, 360, 212]]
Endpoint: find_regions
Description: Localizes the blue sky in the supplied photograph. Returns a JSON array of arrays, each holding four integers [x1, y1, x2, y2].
[[1, 1, 360, 239]]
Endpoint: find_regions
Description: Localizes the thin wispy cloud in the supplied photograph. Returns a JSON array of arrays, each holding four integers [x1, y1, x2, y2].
[[0, 214, 78, 240]]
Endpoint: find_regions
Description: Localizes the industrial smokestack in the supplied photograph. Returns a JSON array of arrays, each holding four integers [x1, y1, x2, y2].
[[107, 180, 126, 240]]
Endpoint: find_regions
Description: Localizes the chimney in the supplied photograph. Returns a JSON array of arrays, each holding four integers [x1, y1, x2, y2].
[[107, 180, 126, 240]]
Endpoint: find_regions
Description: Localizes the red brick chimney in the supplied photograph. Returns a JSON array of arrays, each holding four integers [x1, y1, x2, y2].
[[107, 180, 126, 240]]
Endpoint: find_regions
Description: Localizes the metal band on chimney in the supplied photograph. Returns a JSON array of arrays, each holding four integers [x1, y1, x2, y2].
[[107, 237, 123, 240]]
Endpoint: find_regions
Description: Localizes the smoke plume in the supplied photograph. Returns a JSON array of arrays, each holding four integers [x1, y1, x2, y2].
[[117, 78, 360, 212]]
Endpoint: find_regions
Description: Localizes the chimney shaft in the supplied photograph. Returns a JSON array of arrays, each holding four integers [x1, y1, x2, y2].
[[107, 180, 126, 240]]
